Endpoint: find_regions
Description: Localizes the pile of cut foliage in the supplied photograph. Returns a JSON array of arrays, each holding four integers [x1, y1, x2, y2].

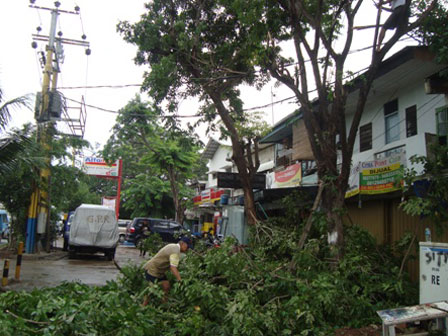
[[0, 222, 416, 335]]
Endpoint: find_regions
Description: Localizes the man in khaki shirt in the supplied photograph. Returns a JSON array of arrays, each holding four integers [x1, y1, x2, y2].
[[142, 236, 191, 305]]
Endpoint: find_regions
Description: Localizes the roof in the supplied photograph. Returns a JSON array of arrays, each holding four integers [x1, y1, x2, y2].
[[78, 204, 115, 211], [200, 137, 231, 160], [260, 46, 447, 144], [259, 113, 302, 144]]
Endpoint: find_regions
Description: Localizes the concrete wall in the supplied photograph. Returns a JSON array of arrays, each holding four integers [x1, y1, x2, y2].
[[207, 145, 232, 188]]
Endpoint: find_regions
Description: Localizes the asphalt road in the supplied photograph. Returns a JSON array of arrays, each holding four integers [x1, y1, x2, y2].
[[1, 241, 145, 291]]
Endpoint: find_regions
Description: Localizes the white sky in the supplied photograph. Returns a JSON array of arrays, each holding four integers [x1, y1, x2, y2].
[[0, 0, 416, 152]]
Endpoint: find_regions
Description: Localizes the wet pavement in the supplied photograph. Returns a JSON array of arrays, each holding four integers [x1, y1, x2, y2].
[[1, 241, 146, 291]]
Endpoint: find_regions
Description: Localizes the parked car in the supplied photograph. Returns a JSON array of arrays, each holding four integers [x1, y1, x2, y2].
[[68, 204, 119, 260], [0, 210, 9, 240], [117, 219, 131, 243], [125, 217, 183, 246]]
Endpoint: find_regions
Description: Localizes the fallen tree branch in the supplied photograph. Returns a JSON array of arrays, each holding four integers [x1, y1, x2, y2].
[[5, 309, 50, 325], [298, 181, 324, 250]]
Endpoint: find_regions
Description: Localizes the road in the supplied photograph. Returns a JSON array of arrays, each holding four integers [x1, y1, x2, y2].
[[1, 241, 145, 291]]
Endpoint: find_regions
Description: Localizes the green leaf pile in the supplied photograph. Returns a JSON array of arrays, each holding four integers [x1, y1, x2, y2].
[[0, 224, 416, 335]]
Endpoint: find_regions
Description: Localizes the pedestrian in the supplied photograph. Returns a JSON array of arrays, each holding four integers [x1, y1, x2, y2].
[[142, 236, 192, 306], [138, 223, 151, 257], [376, 0, 410, 52]]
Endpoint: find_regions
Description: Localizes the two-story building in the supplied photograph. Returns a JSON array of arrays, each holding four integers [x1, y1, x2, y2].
[[259, 46, 448, 279]]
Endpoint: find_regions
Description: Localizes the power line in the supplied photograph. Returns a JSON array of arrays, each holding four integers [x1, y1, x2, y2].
[[58, 83, 142, 90], [64, 96, 202, 118]]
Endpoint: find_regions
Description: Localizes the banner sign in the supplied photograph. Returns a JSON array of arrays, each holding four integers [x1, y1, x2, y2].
[[346, 153, 406, 198], [346, 162, 361, 198], [83, 157, 119, 177], [217, 172, 266, 189], [266, 163, 301, 189], [193, 189, 226, 206]]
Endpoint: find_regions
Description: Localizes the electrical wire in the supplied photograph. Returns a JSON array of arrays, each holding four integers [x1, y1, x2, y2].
[[63, 96, 202, 118]]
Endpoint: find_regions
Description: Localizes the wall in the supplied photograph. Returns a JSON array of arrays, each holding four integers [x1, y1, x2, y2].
[[257, 144, 275, 168], [349, 79, 447, 174], [207, 145, 232, 188], [292, 120, 314, 161], [346, 198, 448, 282]]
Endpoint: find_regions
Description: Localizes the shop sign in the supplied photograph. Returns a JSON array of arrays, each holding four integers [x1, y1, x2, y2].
[[266, 163, 301, 189], [83, 157, 119, 177], [346, 153, 406, 198]]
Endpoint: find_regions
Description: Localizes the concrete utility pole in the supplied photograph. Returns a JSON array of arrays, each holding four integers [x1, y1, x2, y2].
[[26, 1, 90, 254]]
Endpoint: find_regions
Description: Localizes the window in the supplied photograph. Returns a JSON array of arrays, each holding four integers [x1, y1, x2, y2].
[[406, 105, 417, 137], [384, 99, 399, 144], [152, 220, 169, 230], [359, 123, 372, 152], [436, 105, 448, 145]]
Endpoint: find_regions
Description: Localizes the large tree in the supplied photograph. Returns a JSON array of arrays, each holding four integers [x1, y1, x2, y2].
[[103, 96, 203, 224], [231, 0, 438, 257], [118, 1, 271, 226]]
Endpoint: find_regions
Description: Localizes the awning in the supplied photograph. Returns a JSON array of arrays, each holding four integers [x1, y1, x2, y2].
[[259, 113, 302, 144], [257, 160, 274, 172]]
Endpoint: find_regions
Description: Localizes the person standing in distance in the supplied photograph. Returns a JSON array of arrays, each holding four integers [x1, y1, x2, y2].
[[142, 236, 192, 306]]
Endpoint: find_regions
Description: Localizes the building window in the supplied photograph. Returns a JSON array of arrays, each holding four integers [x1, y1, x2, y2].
[[406, 105, 417, 138], [359, 123, 372, 152], [384, 99, 399, 144], [436, 105, 448, 145], [212, 172, 217, 179]]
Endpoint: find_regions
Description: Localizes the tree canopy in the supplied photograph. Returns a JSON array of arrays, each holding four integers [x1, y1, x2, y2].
[[118, 0, 274, 225], [102, 96, 204, 223]]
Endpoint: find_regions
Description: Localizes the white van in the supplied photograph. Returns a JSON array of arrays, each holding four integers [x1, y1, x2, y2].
[[68, 204, 119, 260]]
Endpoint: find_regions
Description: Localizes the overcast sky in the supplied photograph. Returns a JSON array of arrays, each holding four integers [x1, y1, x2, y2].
[[0, 0, 416, 154]]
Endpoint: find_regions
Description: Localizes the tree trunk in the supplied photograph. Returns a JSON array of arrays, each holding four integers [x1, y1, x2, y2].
[[321, 181, 346, 259], [208, 92, 259, 226]]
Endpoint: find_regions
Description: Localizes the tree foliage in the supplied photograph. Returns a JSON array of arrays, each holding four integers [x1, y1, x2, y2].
[[410, 0, 448, 63], [118, 0, 270, 225], [0, 222, 416, 335], [0, 87, 33, 174], [0, 123, 99, 243], [102, 96, 204, 222], [401, 144, 448, 234]]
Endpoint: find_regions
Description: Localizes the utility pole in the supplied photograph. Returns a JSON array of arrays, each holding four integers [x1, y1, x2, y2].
[[26, 1, 90, 254]]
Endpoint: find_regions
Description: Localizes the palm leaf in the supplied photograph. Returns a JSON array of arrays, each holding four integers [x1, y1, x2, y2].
[[0, 89, 33, 131]]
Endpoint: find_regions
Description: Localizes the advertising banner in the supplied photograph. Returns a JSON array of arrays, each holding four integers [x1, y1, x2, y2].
[[266, 163, 301, 189], [83, 157, 119, 177], [346, 162, 361, 198], [345, 153, 406, 198]]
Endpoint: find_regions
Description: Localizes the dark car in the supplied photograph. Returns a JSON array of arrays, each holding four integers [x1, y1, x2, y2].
[[125, 217, 183, 246]]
